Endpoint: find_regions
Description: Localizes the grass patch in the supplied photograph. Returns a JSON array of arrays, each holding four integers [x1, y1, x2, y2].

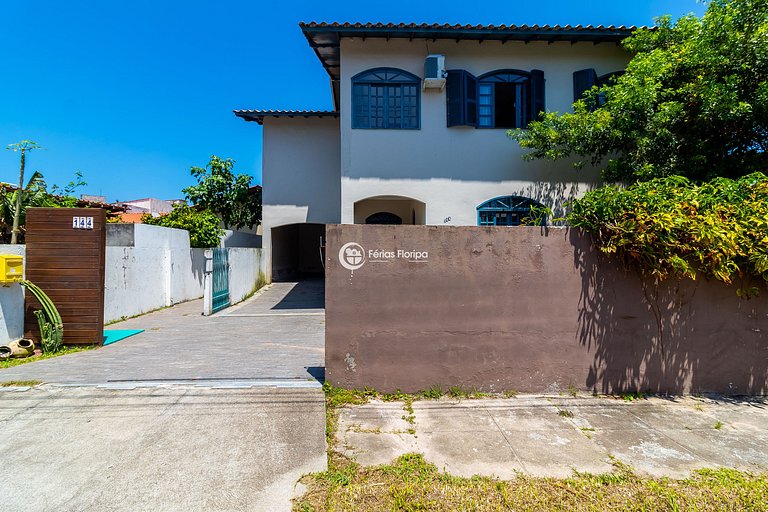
[[558, 408, 574, 418], [0, 379, 42, 387], [0, 345, 95, 369], [714, 421, 724, 430], [294, 454, 768, 511]]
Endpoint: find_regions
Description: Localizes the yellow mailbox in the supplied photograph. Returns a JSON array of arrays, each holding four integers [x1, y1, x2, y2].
[[0, 254, 23, 284]]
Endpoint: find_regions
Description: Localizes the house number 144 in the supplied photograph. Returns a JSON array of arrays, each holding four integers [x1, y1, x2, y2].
[[72, 217, 94, 230]]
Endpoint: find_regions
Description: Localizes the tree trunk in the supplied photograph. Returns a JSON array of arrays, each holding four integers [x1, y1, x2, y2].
[[10, 149, 25, 244]]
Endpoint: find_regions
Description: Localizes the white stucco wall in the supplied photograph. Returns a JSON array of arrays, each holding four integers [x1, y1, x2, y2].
[[0, 245, 25, 344], [104, 225, 206, 323], [261, 116, 341, 280], [339, 38, 631, 224], [221, 229, 262, 248], [227, 248, 263, 305]]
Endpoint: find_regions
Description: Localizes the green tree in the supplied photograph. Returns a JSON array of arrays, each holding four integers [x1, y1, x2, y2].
[[511, 0, 768, 182], [141, 204, 224, 248], [183, 156, 261, 230]]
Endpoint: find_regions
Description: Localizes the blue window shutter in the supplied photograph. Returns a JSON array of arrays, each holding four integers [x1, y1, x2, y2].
[[529, 69, 545, 123], [447, 70, 478, 127], [446, 70, 465, 126], [573, 68, 598, 102], [464, 71, 478, 127]]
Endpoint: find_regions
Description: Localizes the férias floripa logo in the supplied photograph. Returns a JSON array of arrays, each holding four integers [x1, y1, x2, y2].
[[338, 241, 429, 271], [339, 242, 366, 271]]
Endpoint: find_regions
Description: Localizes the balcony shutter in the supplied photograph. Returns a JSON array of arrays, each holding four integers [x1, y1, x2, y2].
[[446, 70, 465, 126], [464, 72, 478, 127], [529, 69, 545, 122], [447, 70, 478, 127], [573, 68, 598, 102]]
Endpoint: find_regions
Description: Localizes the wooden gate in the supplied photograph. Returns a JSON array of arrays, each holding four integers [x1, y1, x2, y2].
[[24, 208, 107, 345]]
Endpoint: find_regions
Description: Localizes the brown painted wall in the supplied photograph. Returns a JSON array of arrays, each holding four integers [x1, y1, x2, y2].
[[325, 225, 768, 395]]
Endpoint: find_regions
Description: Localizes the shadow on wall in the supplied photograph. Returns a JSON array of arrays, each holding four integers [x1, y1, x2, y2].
[[572, 230, 768, 395], [191, 248, 207, 287], [511, 180, 599, 222]]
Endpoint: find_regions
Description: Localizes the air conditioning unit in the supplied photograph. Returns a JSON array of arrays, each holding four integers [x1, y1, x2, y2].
[[423, 54, 446, 90]]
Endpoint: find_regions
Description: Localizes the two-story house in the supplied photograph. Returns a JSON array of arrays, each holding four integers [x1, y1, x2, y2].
[[236, 22, 635, 282]]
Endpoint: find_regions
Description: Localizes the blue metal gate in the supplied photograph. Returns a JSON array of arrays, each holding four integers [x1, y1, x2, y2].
[[212, 248, 230, 313]]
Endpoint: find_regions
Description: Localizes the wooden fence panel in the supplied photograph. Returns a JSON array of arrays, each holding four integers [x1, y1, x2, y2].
[[24, 208, 106, 345]]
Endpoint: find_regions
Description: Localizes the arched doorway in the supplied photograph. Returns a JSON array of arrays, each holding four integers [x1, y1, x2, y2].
[[365, 212, 402, 225], [354, 196, 426, 225]]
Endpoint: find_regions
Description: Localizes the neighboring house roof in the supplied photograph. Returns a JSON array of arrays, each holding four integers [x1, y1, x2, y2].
[[117, 212, 147, 224], [234, 109, 340, 124]]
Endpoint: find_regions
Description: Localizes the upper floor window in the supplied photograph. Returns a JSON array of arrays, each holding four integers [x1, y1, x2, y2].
[[573, 68, 624, 107], [447, 69, 545, 129], [477, 195, 546, 226], [352, 68, 420, 129]]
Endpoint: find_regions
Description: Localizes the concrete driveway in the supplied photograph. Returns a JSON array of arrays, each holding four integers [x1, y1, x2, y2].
[[0, 280, 325, 384], [0, 281, 327, 512]]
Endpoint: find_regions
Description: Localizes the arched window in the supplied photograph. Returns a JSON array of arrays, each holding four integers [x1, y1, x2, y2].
[[365, 212, 403, 225], [477, 70, 544, 129], [352, 68, 420, 129], [477, 196, 545, 226]]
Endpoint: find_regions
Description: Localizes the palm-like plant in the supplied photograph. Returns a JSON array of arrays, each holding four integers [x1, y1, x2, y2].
[[0, 171, 56, 242]]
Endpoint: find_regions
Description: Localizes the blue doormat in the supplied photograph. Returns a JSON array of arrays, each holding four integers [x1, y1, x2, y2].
[[103, 329, 144, 346]]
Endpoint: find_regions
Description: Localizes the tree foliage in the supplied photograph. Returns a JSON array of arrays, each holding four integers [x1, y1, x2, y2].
[[50, 170, 87, 207], [511, 0, 768, 182], [141, 204, 224, 248], [567, 172, 768, 295], [183, 156, 261, 230]]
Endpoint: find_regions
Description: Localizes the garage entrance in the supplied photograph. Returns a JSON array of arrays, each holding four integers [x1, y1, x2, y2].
[[271, 223, 326, 282]]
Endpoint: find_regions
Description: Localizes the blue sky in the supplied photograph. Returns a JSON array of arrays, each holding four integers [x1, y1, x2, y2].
[[0, 0, 706, 202]]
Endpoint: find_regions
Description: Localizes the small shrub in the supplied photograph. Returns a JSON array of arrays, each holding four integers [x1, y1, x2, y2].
[[141, 204, 224, 248], [568, 173, 768, 296]]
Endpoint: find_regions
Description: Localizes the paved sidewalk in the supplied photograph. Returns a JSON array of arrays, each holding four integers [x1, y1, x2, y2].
[[337, 394, 768, 479], [0, 281, 327, 511], [0, 281, 325, 384], [0, 385, 326, 512]]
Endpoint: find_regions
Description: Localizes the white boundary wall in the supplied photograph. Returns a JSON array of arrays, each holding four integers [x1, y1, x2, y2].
[[105, 224, 207, 323], [0, 245, 26, 344], [0, 226, 264, 340], [227, 248, 263, 305]]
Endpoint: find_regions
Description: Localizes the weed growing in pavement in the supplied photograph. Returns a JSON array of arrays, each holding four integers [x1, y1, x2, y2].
[[420, 385, 443, 400], [0, 380, 42, 387], [714, 421, 724, 430]]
